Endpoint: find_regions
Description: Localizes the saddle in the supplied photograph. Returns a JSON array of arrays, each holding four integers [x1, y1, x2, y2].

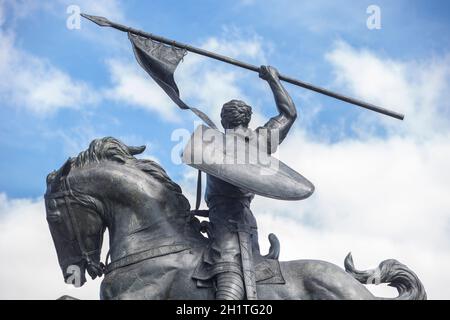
[[192, 233, 286, 288]]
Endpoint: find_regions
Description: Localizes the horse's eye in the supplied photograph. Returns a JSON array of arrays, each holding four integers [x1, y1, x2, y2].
[[47, 199, 57, 210], [47, 200, 62, 223]]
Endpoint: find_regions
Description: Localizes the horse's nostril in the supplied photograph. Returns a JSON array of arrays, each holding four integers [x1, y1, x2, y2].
[[47, 214, 61, 223]]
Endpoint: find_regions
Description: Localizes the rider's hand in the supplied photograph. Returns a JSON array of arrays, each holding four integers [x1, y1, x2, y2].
[[259, 65, 280, 81]]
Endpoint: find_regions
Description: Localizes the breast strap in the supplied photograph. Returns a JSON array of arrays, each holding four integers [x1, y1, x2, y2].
[[104, 244, 191, 274]]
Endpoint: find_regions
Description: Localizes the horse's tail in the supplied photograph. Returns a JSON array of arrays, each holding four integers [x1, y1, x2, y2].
[[344, 253, 426, 300]]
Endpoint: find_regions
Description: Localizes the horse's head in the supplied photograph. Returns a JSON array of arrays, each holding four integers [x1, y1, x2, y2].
[[45, 157, 107, 286], [45, 137, 193, 287]]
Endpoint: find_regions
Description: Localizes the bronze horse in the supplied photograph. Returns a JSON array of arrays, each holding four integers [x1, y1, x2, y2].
[[45, 137, 426, 300]]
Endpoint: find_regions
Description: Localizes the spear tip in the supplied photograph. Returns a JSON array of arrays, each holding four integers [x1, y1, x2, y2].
[[80, 13, 112, 27]]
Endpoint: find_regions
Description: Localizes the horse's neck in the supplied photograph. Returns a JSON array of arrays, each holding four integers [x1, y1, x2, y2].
[[106, 189, 198, 262], [108, 215, 188, 261], [74, 162, 202, 262]]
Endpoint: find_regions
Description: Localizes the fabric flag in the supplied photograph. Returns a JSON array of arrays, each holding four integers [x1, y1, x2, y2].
[[128, 33, 217, 129]]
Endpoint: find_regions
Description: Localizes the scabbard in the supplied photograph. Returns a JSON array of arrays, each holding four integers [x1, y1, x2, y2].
[[237, 229, 257, 300]]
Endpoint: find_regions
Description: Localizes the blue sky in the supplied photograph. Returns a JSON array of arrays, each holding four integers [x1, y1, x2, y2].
[[2, 0, 449, 198], [1, 0, 450, 299]]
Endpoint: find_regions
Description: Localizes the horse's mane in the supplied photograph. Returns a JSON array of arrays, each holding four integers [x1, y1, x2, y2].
[[47, 137, 183, 194]]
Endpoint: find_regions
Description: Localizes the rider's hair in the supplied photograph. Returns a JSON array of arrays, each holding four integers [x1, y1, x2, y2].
[[220, 100, 252, 129]]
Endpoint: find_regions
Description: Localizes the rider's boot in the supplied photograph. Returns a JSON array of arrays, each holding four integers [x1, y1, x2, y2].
[[215, 271, 245, 300], [210, 227, 245, 300]]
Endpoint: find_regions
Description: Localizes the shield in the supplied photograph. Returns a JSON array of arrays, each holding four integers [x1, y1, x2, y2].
[[181, 125, 315, 200]]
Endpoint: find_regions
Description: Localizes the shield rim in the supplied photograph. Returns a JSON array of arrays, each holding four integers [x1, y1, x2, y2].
[[181, 125, 315, 201]]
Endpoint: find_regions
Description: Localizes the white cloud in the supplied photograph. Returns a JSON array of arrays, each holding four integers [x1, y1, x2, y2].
[[0, 29, 99, 115], [0, 0, 129, 116], [104, 58, 182, 122], [326, 41, 450, 139]]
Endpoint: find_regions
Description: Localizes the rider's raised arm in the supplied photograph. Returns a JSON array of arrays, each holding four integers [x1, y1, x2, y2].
[[256, 65, 298, 154]]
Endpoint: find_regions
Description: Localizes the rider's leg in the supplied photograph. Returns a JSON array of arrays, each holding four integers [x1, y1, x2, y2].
[[210, 221, 245, 300], [215, 271, 245, 300], [244, 209, 260, 255]]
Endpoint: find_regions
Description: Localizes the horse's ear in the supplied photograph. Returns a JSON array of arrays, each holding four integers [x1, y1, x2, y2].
[[46, 170, 57, 185], [128, 145, 146, 155], [61, 158, 72, 176]]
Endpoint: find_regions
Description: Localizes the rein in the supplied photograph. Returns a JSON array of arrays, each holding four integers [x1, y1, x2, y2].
[[104, 244, 190, 274]]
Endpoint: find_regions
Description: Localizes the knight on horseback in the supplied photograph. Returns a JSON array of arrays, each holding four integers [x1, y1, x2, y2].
[[197, 65, 299, 300], [45, 14, 428, 300]]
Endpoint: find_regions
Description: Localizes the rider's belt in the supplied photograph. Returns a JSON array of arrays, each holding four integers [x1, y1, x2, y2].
[[208, 197, 252, 210], [104, 244, 191, 274], [229, 220, 257, 235]]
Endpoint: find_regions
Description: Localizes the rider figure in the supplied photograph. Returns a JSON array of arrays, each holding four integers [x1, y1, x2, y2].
[[205, 65, 298, 300]]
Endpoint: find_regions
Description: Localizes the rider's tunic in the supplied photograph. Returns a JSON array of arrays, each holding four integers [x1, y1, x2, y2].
[[199, 120, 284, 297], [204, 128, 268, 276], [205, 174, 259, 269]]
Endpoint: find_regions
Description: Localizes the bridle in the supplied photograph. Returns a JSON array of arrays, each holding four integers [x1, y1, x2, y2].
[[45, 174, 106, 275]]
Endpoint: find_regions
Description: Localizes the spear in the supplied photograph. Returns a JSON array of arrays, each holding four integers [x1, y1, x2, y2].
[[81, 13, 404, 121]]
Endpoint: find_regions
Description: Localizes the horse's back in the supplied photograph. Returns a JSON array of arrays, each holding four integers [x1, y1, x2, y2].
[[258, 259, 374, 300], [101, 251, 375, 300]]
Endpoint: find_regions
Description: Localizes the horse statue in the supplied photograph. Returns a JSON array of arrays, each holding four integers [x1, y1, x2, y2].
[[45, 137, 426, 300]]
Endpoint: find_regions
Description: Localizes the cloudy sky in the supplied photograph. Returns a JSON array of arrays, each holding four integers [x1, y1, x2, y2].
[[1, 0, 449, 299]]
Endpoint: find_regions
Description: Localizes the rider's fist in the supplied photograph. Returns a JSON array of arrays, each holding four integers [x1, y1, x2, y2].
[[259, 65, 279, 81]]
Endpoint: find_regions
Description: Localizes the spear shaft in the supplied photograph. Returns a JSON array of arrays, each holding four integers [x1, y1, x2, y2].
[[81, 13, 404, 121]]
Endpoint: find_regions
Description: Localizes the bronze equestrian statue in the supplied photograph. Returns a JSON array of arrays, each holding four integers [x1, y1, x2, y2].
[[45, 14, 425, 300], [45, 137, 426, 300]]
